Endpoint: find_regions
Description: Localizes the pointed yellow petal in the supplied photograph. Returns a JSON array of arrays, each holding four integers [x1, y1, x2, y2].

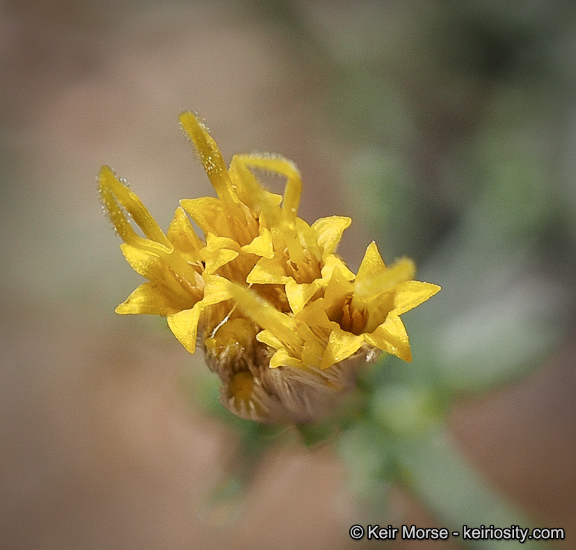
[[241, 228, 274, 259], [246, 257, 291, 285], [285, 279, 320, 314], [120, 245, 202, 302], [201, 247, 239, 276], [203, 275, 234, 305], [296, 298, 333, 330], [356, 241, 387, 283], [359, 257, 415, 297], [256, 329, 284, 350], [120, 244, 166, 281], [180, 197, 226, 235], [115, 282, 187, 315], [363, 294, 394, 333], [205, 233, 239, 253], [167, 207, 204, 256], [167, 303, 203, 353], [353, 258, 415, 312], [364, 314, 411, 361], [392, 281, 441, 315], [269, 348, 305, 369], [321, 329, 364, 369], [311, 216, 351, 256], [294, 217, 320, 256], [320, 254, 355, 283], [324, 266, 354, 310], [352, 247, 415, 316]]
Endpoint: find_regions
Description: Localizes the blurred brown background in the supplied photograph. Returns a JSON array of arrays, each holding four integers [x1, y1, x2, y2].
[[1, 1, 575, 548]]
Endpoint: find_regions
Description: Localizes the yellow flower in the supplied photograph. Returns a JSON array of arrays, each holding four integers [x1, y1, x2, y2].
[[99, 112, 440, 424]]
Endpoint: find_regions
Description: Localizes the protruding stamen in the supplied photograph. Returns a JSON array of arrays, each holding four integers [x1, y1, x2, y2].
[[99, 166, 172, 250], [226, 281, 302, 351], [179, 112, 237, 206], [234, 154, 306, 263], [237, 154, 302, 224]]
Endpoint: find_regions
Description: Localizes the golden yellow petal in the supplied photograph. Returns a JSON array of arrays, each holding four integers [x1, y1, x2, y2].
[[283, 231, 307, 265], [200, 247, 239, 276], [256, 329, 284, 350], [294, 217, 320, 255], [120, 245, 202, 303], [246, 257, 291, 285], [352, 258, 415, 319], [392, 281, 441, 315], [363, 294, 395, 334], [167, 303, 203, 354], [285, 279, 320, 315], [320, 254, 356, 283], [240, 228, 274, 259], [296, 298, 333, 330], [120, 243, 167, 281], [202, 275, 234, 305], [356, 241, 387, 283], [356, 257, 415, 300], [121, 242, 203, 300], [364, 314, 412, 361], [115, 282, 186, 315], [167, 207, 204, 256], [269, 348, 305, 369], [311, 216, 351, 256], [320, 330, 364, 369], [205, 233, 239, 253], [324, 266, 354, 310], [180, 197, 227, 236]]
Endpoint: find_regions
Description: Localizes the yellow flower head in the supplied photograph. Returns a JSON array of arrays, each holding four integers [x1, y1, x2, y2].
[[99, 112, 440, 424]]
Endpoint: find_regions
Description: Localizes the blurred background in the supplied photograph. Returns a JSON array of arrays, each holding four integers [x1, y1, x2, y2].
[[1, 1, 576, 548]]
